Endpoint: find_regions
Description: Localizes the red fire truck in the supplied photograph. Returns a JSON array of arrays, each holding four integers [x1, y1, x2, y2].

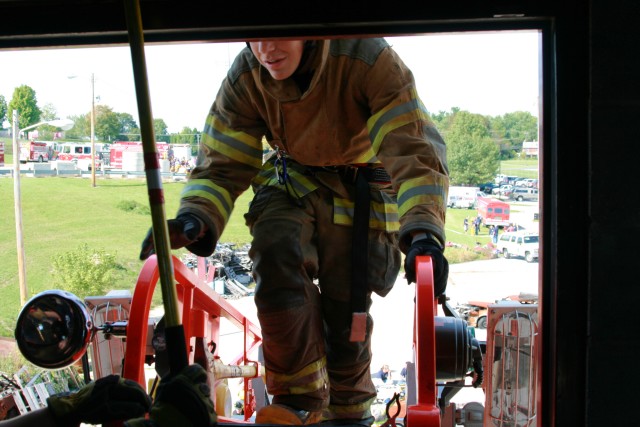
[[56, 143, 102, 171], [108, 141, 170, 169], [19, 141, 49, 163]]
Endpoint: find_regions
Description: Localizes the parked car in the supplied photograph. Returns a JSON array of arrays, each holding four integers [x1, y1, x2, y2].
[[510, 187, 539, 202], [497, 231, 539, 262], [492, 184, 510, 195], [479, 182, 498, 194], [493, 184, 513, 197]]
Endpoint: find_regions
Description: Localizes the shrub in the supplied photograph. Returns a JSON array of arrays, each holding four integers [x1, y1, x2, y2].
[[117, 200, 150, 215], [51, 244, 122, 299]]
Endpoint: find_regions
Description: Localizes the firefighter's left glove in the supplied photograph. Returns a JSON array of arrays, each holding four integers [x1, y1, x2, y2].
[[124, 364, 217, 427], [404, 237, 449, 297], [140, 213, 209, 260], [47, 375, 152, 427]]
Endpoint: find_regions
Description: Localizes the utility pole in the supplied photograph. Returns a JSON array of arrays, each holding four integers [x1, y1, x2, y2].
[[12, 110, 28, 305], [90, 72, 96, 187]]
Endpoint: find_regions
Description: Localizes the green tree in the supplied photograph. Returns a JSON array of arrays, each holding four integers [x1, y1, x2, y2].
[[153, 118, 169, 143], [36, 103, 59, 140], [446, 110, 500, 185], [489, 111, 538, 155], [0, 95, 7, 125], [95, 105, 121, 142], [65, 114, 90, 141], [430, 107, 459, 133], [170, 126, 199, 146], [51, 244, 121, 299], [8, 85, 41, 130], [115, 112, 139, 141], [486, 119, 507, 158]]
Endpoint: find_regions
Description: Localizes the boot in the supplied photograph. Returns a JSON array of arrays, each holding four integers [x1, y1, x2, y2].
[[256, 403, 322, 425]]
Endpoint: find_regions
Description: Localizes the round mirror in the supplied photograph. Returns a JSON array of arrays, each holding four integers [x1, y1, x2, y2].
[[15, 290, 93, 369]]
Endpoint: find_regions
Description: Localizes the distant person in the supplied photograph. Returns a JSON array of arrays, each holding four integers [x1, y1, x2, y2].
[[493, 226, 499, 244], [376, 364, 392, 383], [463, 217, 469, 233], [400, 361, 410, 380]]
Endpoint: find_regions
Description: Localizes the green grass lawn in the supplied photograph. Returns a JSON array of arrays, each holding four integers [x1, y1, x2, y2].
[[0, 176, 253, 336], [497, 158, 539, 179]]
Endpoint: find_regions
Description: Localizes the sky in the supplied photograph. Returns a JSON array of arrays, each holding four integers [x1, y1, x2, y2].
[[0, 30, 540, 134]]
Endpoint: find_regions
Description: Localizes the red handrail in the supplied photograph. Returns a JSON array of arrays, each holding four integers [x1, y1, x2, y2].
[[122, 255, 262, 422], [405, 255, 441, 427]]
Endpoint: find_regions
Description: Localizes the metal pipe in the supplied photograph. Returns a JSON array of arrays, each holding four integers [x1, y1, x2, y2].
[[123, 0, 187, 373]]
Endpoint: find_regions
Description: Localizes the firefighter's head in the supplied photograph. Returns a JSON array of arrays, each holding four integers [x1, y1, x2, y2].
[[249, 40, 305, 80]]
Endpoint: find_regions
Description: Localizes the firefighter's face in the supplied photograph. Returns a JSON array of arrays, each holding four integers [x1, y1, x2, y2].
[[249, 40, 304, 80]]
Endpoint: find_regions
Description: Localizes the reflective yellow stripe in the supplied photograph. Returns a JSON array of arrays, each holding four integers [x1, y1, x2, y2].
[[202, 115, 263, 168], [397, 175, 447, 216], [334, 197, 399, 231], [252, 170, 280, 188], [267, 358, 328, 395], [289, 377, 328, 395], [252, 163, 320, 198], [180, 179, 233, 222], [352, 147, 379, 164], [323, 397, 375, 420], [367, 89, 430, 155]]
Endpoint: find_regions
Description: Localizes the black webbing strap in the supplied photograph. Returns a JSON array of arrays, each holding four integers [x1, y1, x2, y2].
[[349, 170, 370, 342]]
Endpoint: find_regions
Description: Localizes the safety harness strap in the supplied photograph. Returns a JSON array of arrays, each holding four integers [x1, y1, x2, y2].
[[349, 171, 370, 342]]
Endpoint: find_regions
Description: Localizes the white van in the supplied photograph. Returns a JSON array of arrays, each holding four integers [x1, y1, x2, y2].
[[497, 231, 539, 262]]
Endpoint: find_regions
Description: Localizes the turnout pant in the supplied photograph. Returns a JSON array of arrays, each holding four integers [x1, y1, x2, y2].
[[245, 184, 400, 419]]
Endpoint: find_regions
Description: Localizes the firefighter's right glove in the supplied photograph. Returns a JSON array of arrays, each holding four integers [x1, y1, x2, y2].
[[47, 375, 151, 427], [140, 213, 208, 260], [124, 364, 217, 427], [404, 237, 449, 297]]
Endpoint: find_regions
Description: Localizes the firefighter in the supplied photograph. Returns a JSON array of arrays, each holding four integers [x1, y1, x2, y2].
[[141, 38, 449, 425]]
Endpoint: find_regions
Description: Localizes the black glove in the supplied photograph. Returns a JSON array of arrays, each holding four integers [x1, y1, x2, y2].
[[404, 237, 449, 297], [124, 364, 217, 427], [140, 213, 205, 260], [47, 375, 152, 426]]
